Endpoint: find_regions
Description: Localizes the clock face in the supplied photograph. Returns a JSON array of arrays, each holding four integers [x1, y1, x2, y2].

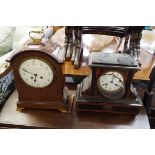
[[19, 57, 54, 88], [97, 71, 125, 99]]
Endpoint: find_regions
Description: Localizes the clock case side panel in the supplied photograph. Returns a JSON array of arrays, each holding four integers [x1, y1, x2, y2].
[[9, 50, 66, 103]]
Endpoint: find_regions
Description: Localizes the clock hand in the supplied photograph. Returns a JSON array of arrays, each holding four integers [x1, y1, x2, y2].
[[114, 83, 122, 87], [31, 73, 37, 83], [110, 75, 123, 87], [34, 75, 37, 83], [110, 75, 115, 83], [22, 68, 38, 77], [111, 79, 122, 87], [106, 73, 123, 83], [22, 68, 38, 83]]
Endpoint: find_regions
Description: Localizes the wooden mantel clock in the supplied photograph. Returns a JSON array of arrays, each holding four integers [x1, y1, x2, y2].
[[7, 40, 72, 113], [76, 52, 142, 115]]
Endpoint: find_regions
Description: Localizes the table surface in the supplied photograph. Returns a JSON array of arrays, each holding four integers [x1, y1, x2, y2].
[[0, 86, 150, 129]]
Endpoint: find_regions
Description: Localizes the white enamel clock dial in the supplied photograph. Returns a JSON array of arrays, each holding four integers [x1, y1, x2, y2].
[[19, 57, 54, 88], [97, 71, 125, 99]]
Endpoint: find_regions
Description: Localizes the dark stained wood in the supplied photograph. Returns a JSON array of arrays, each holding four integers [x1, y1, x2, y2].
[[65, 27, 73, 61], [124, 70, 135, 97], [0, 88, 150, 129]]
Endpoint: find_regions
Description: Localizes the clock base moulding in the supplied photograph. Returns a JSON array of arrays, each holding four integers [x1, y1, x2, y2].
[[16, 94, 74, 113], [76, 84, 142, 115]]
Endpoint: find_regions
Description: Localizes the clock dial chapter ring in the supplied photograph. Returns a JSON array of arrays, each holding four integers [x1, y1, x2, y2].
[[97, 71, 125, 99], [19, 56, 54, 88]]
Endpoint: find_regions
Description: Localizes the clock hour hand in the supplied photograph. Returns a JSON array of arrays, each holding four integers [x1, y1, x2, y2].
[[114, 83, 122, 87]]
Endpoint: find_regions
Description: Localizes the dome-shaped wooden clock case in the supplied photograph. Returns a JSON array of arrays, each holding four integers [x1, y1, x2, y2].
[[7, 41, 72, 113]]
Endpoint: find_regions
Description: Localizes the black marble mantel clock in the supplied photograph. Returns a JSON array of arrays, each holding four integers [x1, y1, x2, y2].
[[76, 52, 142, 115]]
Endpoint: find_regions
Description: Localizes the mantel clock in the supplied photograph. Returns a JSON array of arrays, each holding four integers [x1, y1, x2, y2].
[[76, 52, 142, 115], [7, 40, 72, 113]]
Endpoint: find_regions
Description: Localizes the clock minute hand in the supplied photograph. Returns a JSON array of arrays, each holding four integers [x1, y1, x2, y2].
[[111, 75, 123, 87], [22, 68, 37, 77]]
